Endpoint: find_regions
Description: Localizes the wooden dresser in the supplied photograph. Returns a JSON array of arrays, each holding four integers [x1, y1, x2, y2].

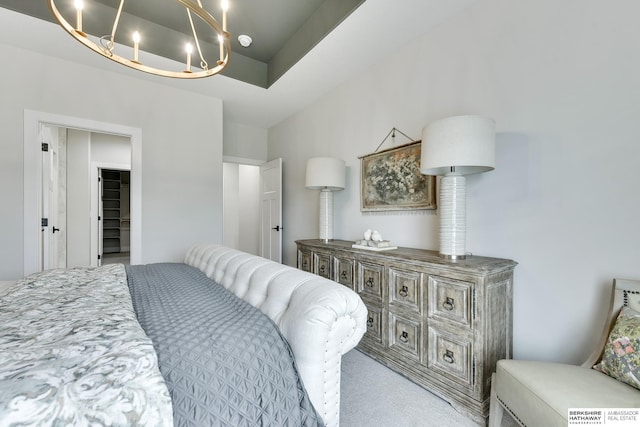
[[295, 239, 517, 424]]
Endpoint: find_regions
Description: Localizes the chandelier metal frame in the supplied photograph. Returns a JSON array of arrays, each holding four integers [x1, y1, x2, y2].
[[48, 0, 231, 79]]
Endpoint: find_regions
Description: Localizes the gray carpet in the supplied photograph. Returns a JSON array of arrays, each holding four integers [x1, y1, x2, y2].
[[340, 349, 518, 427], [101, 252, 130, 265]]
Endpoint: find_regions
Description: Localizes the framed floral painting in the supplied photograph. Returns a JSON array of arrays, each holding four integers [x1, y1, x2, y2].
[[360, 141, 436, 211]]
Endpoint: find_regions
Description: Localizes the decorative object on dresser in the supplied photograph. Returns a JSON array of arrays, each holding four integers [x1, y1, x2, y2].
[[420, 115, 496, 260], [305, 157, 346, 242], [296, 239, 517, 425], [353, 229, 397, 251]]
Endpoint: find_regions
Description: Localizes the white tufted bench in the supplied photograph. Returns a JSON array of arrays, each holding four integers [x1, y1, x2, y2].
[[184, 243, 368, 427]]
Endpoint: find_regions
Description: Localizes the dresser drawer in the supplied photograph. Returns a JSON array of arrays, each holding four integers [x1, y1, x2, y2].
[[298, 249, 312, 272], [428, 275, 473, 329], [389, 267, 423, 315], [333, 256, 355, 288], [363, 305, 384, 344], [389, 312, 421, 361], [427, 326, 473, 388], [313, 252, 332, 279], [356, 261, 384, 302]]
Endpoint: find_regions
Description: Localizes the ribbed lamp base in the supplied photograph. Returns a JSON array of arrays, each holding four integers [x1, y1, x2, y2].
[[319, 189, 334, 242], [439, 175, 466, 260]]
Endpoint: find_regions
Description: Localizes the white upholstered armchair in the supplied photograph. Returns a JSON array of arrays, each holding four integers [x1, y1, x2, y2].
[[489, 278, 640, 427]]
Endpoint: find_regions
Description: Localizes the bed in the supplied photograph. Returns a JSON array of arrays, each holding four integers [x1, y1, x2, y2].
[[0, 244, 368, 427]]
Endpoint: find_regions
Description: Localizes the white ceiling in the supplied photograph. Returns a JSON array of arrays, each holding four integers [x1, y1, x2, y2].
[[0, 0, 477, 128]]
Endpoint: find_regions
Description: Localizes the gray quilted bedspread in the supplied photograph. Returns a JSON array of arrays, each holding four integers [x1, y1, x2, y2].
[[126, 263, 324, 427]]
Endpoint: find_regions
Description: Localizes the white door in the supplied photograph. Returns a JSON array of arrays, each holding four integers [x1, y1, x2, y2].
[[41, 125, 61, 270], [259, 158, 282, 263]]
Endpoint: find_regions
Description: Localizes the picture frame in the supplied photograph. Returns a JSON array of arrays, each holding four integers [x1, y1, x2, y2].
[[360, 140, 436, 211]]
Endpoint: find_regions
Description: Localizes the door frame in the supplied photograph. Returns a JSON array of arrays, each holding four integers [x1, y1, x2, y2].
[[91, 163, 131, 267], [24, 110, 142, 276]]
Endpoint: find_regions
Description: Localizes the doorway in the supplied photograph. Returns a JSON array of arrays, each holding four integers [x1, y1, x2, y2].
[[40, 127, 132, 269], [24, 110, 142, 276], [222, 162, 261, 255], [221, 157, 282, 262], [100, 169, 131, 265]]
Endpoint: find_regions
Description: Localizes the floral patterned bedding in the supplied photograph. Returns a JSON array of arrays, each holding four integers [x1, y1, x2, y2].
[[0, 264, 173, 426]]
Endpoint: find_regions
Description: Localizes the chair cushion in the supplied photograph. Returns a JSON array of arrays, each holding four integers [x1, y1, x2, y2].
[[495, 360, 640, 427], [594, 306, 640, 390]]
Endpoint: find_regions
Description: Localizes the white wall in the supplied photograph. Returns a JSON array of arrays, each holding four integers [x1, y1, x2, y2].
[[91, 133, 131, 164], [66, 130, 91, 267], [268, 0, 640, 364], [224, 121, 268, 162], [223, 162, 240, 250], [0, 17, 224, 279]]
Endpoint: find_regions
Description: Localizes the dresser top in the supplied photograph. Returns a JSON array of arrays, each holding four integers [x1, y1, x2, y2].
[[296, 239, 517, 274]]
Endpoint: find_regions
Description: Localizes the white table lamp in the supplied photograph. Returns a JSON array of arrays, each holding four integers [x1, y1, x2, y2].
[[420, 115, 495, 259], [306, 157, 345, 242]]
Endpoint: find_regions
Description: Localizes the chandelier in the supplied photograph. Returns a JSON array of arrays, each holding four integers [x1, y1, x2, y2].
[[48, 0, 231, 79]]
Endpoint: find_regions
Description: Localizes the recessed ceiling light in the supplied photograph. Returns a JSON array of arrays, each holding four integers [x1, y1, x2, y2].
[[238, 34, 252, 48]]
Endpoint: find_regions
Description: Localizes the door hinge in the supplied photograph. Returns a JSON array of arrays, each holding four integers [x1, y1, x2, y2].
[[41, 218, 48, 227], [41, 143, 49, 152], [98, 215, 101, 221], [98, 254, 101, 260]]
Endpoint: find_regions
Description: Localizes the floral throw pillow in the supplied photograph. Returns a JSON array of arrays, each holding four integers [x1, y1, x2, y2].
[[593, 306, 640, 390]]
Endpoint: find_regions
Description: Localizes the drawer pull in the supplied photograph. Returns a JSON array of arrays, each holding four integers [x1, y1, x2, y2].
[[366, 277, 375, 288], [443, 349, 455, 364], [341, 270, 348, 280], [399, 331, 409, 343], [443, 297, 455, 311], [319, 265, 326, 273], [367, 316, 374, 328], [399, 285, 409, 298]]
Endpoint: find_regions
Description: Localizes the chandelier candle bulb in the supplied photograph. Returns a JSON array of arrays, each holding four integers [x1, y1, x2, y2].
[[74, 0, 83, 33], [132, 31, 140, 63], [222, 0, 228, 32], [218, 34, 224, 62], [185, 43, 193, 73]]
